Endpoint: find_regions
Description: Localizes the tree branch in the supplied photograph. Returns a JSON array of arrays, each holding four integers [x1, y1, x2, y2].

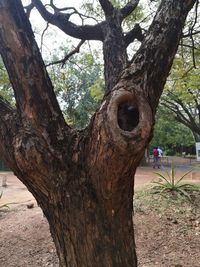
[[46, 40, 86, 67], [40, 22, 49, 53], [0, 0, 67, 132], [175, 97, 196, 124], [165, 90, 195, 124], [24, 3, 34, 18], [182, 29, 200, 37], [162, 95, 200, 136], [0, 95, 14, 116], [124, 23, 144, 47], [120, 0, 197, 115], [98, 0, 114, 17], [48, 0, 99, 24], [32, 0, 104, 41], [120, 0, 140, 19], [162, 100, 193, 129], [179, 43, 200, 50], [0, 96, 19, 171], [49, 0, 77, 13]]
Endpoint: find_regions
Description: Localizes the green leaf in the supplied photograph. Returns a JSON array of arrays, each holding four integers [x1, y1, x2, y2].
[[175, 169, 194, 186]]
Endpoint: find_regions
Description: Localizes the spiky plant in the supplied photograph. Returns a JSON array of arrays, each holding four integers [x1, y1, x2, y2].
[[152, 165, 200, 200]]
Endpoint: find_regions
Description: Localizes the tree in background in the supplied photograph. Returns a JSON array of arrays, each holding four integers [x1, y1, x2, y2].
[[0, 58, 13, 103], [48, 51, 104, 128], [0, 1, 198, 266], [161, 41, 200, 141], [150, 106, 195, 155]]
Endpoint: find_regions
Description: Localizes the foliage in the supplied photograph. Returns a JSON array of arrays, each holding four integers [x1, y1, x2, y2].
[[151, 165, 199, 201], [0, 58, 14, 104], [165, 47, 200, 105], [47, 49, 104, 128], [161, 44, 200, 141], [122, 4, 145, 29], [81, 0, 145, 26], [80, 0, 147, 62], [150, 106, 194, 155]]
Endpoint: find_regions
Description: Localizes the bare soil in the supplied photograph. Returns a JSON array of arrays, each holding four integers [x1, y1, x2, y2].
[[1, 160, 200, 267]]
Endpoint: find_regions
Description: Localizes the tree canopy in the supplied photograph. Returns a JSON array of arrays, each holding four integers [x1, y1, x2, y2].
[[161, 44, 200, 141], [150, 106, 195, 155]]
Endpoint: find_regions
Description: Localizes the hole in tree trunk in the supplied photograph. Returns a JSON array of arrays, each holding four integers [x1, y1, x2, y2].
[[117, 102, 139, 132]]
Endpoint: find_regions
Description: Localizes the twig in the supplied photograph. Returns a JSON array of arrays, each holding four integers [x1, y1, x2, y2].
[[46, 40, 85, 67]]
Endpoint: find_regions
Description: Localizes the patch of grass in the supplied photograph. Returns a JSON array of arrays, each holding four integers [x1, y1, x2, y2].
[[134, 176, 200, 222]]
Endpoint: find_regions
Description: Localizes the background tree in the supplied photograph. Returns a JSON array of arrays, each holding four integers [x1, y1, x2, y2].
[[47, 50, 104, 128], [0, 1, 198, 266], [160, 7, 200, 141], [161, 50, 200, 141], [0, 58, 13, 103], [150, 106, 195, 155]]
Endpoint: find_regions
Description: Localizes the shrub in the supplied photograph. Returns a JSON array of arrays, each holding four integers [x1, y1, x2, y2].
[[152, 165, 200, 201]]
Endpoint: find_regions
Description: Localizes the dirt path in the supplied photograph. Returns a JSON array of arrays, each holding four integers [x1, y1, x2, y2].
[[0, 172, 34, 206], [2, 166, 199, 206], [0, 168, 156, 207], [1, 165, 200, 267]]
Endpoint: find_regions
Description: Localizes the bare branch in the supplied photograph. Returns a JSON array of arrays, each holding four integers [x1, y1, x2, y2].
[[182, 29, 200, 37], [180, 66, 194, 78], [181, 0, 199, 67], [32, 0, 104, 41], [40, 22, 49, 53], [46, 40, 85, 67], [120, 0, 139, 19], [48, 0, 99, 24], [121, 0, 197, 115], [124, 23, 144, 47], [188, 26, 197, 68], [190, 0, 199, 33], [163, 90, 199, 132], [98, 0, 114, 17], [0, 95, 14, 116], [179, 43, 200, 50], [49, 0, 77, 13], [24, 3, 34, 18], [0, 0, 66, 131], [162, 100, 192, 128]]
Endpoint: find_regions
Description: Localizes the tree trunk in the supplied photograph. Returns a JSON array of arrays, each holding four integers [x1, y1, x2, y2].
[[193, 133, 200, 143], [0, 0, 197, 266], [102, 8, 128, 93], [42, 166, 138, 267]]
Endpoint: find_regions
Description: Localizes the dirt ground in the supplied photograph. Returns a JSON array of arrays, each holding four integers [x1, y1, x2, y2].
[[1, 160, 200, 267]]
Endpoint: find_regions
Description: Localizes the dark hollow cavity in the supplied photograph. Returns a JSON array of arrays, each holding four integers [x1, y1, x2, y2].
[[117, 103, 139, 131]]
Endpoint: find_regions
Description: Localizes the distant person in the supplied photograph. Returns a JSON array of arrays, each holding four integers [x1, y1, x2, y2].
[[157, 147, 163, 166], [158, 147, 163, 157], [153, 147, 160, 168]]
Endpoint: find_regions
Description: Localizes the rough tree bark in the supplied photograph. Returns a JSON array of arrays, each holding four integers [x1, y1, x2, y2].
[[0, 0, 197, 266]]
